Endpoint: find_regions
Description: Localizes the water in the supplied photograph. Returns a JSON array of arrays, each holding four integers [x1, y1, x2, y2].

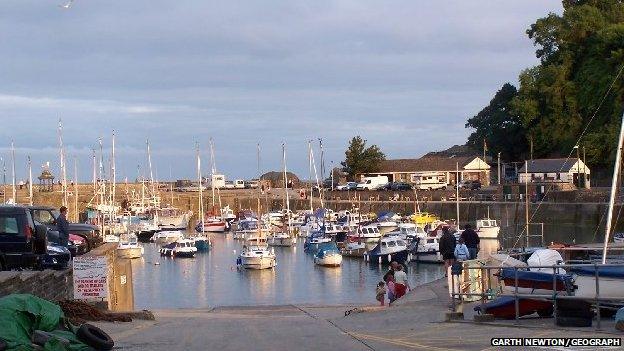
[[131, 233, 445, 309]]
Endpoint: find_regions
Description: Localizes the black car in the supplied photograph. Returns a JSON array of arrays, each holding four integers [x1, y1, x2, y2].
[[391, 182, 413, 191], [28, 206, 102, 253], [0, 205, 71, 271], [458, 180, 482, 190]]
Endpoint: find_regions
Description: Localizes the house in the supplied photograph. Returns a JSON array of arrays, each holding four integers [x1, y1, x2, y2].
[[361, 156, 491, 186], [518, 158, 590, 188]]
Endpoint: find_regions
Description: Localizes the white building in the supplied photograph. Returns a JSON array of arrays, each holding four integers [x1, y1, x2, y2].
[[518, 158, 590, 189]]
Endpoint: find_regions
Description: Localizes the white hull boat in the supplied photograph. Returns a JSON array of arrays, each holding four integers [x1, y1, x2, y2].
[[151, 230, 184, 245], [116, 234, 144, 259], [238, 245, 276, 270], [314, 252, 342, 267], [267, 233, 296, 247]]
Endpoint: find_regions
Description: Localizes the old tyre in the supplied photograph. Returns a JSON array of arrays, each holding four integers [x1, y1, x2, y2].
[[537, 307, 553, 317], [77, 324, 114, 351], [556, 316, 592, 327], [557, 309, 594, 319], [556, 299, 591, 312]]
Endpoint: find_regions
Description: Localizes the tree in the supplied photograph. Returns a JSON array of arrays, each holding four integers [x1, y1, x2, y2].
[[341, 136, 385, 180], [510, 0, 624, 167], [465, 83, 528, 161]]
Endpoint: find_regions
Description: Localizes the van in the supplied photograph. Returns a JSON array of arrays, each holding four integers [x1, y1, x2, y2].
[[356, 176, 389, 190], [234, 180, 246, 189], [411, 172, 448, 190], [211, 174, 226, 189]]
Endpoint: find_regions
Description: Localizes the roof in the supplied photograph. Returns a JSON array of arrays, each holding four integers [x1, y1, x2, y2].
[[377, 156, 484, 173], [518, 159, 581, 173]]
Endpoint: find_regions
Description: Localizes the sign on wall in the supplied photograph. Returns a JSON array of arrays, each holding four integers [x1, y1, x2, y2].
[[73, 256, 109, 300]]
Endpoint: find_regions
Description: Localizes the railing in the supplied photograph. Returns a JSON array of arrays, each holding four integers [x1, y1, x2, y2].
[[501, 222, 545, 249], [450, 262, 624, 330]]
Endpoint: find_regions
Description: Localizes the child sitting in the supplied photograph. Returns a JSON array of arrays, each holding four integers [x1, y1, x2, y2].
[[375, 281, 387, 306]]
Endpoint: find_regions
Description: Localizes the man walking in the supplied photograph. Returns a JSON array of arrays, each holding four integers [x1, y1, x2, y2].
[[460, 224, 480, 260], [439, 227, 456, 275], [57, 206, 70, 247]]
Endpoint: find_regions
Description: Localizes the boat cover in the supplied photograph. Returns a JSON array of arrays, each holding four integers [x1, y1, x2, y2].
[[570, 266, 624, 278], [527, 249, 566, 274], [488, 254, 527, 268], [499, 268, 573, 285], [0, 294, 90, 351]]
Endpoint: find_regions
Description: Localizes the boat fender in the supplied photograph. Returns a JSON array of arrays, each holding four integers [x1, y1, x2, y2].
[[76, 324, 114, 351], [387, 254, 391, 262], [364, 254, 368, 262], [378, 256, 382, 264]]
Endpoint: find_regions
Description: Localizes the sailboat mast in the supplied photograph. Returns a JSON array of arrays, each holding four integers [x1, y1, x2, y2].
[[455, 162, 459, 226], [282, 143, 291, 233], [197, 143, 204, 230], [210, 138, 216, 208], [28, 156, 33, 206], [92, 149, 96, 196], [11, 140, 16, 203], [256, 143, 262, 238], [308, 140, 313, 211], [74, 157, 78, 222], [58, 120, 68, 206], [111, 131, 116, 219], [2, 157, 6, 203], [603, 111, 624, 263], [525, 160, 530, 247]]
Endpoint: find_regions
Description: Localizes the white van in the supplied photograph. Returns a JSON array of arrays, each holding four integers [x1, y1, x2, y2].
[[234, 179, 246, 189], [411, 172, 448, 190], [356, 175, 389, 190], [211, 174, 226, 189]]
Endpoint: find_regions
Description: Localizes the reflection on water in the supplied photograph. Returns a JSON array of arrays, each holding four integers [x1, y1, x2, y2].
[[132, 233, 445, 309]]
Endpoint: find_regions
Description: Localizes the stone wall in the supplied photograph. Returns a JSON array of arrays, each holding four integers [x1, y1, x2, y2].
[[0, 269, 73, 301]]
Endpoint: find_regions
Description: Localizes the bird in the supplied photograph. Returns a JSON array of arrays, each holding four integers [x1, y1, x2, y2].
[[58, 0, 74, 9]]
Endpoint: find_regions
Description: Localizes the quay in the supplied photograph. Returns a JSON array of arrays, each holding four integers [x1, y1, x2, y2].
[[93, 278, 615, 351]]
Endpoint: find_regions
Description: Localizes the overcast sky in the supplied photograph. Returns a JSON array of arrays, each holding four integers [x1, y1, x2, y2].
[[0, 0, 562, 182]]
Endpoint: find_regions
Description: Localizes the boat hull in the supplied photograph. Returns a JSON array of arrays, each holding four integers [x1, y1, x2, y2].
[[366, 250, 410, 264], [240, 256, 276, 269], [116, 247, 144, 259], [267, 237, 296, 247], [475, 297, 553, 319], [314, 254, 342, 267], [414, 250, 443, 263]]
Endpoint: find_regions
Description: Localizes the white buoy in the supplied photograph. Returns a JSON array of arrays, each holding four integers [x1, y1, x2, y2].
[[378, 256, 382, 264], [387, 254, 391, 262]]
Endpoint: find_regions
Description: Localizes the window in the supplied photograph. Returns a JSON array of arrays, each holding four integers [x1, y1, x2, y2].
[[0, 216, 19, 235], [33, 210, 55, 225], [387, 241, 396, 247]]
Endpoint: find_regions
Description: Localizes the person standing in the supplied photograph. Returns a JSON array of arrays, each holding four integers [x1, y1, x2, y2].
[[439, 227, 456, 275], [393, 264, 410, 299], [57, 206, 70, 247], [460, 224, 480, 260], [454, 237, 470, 262]]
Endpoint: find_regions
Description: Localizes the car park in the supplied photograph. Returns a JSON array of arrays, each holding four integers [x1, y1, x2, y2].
[[27, 206, 102, 253], [0, 205, 71, 271], [336, 182, 358, 191]]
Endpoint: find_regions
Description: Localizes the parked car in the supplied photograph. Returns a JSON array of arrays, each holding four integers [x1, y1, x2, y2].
[[375, 182, 393, 191], [27, 206, 102, 253], [336, 182, 358, 191], [458, 180, 482, 190], [0, 205, 71, 271], [391, 182, 413, 191]]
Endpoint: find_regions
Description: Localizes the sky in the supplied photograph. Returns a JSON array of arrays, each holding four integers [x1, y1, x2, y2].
[[0, 0, 562, 182]]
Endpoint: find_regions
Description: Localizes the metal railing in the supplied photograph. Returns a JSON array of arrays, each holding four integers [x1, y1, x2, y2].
[[450, 262, 624, 330]]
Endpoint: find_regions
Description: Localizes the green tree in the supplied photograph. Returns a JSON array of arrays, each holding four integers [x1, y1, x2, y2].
[[511, 0, 624, 167], [341, 136, 385, 180], [465, 83, 528, 161]]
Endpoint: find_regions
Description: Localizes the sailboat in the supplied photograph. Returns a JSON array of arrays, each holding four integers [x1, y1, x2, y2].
[[193, 143, 211, 251], [238, 144, 276, 269], [268, 143, 297, 247], [196, 139, 227, 233]]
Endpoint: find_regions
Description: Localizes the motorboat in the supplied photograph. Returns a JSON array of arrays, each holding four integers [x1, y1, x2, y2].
[[314, 243, 342, 267], [365, 236, 411, 264], [409, 212, 439, 226], [387, 223, 426, 240], [267, 232, 296, 247], [151, 230, 184, 245], [474, 296, 554, 319], [340, 241, 367, 258], [237, 244, 276, 270], [159, 239, 198, 258], [194, 234, 211, 251], [475, 218, 500, 239], [156, 207, 193, 231], [195, 216, 227, 233], [116, 233, 144, 259], [376, 220, 398, 235], [234, 218, 269, 240], [221, 205, 237, 225], [104, 234, 120, 243], [304, 232, 332, 253], [414, 235, 443, 263], [347, 224, 382, 243]]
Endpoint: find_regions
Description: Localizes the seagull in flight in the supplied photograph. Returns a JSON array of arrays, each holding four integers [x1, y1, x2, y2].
[[58, 0, 74, 9]]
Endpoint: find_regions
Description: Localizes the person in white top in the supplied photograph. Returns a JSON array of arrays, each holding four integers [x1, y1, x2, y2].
[[393, 264, 410, 299]]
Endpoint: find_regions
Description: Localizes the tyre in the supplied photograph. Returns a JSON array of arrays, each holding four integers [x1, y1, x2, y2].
[[556, 316, 592, 327], [76, 324, 114, 351], [556, 309, 594, 319], [537, 307, 553, 317], [556, 299, 591, 311]]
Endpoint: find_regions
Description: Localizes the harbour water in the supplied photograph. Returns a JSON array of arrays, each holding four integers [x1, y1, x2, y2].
[[131, 233, 445, 309]]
